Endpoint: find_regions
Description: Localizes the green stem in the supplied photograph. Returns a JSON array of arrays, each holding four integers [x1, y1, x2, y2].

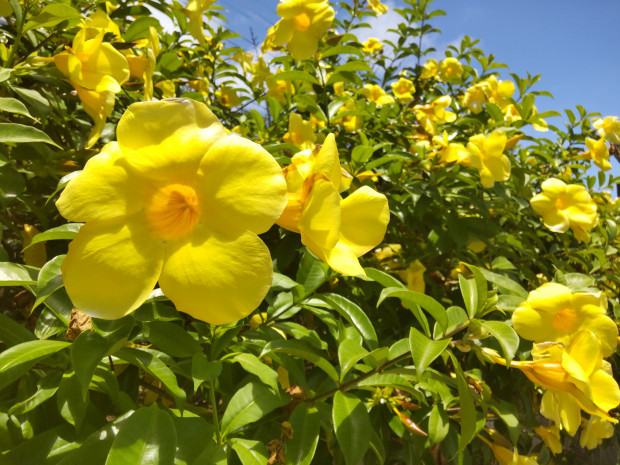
[[209, 379, 222, 445]]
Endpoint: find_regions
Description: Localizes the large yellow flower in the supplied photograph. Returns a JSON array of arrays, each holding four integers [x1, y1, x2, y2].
[[530, 178, 598, 242], [56, 99, 288, 325], [272, 0, 335, 60], [390, 77, 415, 103], [465, 132, 510, 188], [362, 84, 395, 107], [438, 57, 463, 82], [277, 134, 390, 276], [283, 113, 316, 149], [592, 116, 620, 144], [512, 283, 617, 357], [583, 137, 611, 171], [361, 37, 383, 54], [414, 96, 456, 135]]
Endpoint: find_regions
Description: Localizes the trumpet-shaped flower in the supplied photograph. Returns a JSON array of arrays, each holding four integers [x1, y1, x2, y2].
[[465, 132, 510, 188], [479, 435, 538, 465], [362, 84, 395, 107], [414, 96, 456, 135], [533, 424, 563, 455], [336, 99, 363, 132], [397, 260, 426, 294], [216, 86, 241, 108], [390, 77, 415, 103], [530, 178, 598, 242], [579, 416, 614, 450], [184, 0, 215, 44], [272, 0, 335, 60], [283, 113, 316, 149], [420, 59, 438, 80], [463, 76, 514, 114], [56, 99, 288, 325], [125, 26, 159, 101], [361, 37, 383, 54], [512, 282, 617, 357], [438, 57, 463, 82], [583, 137, 611, 171], [367, 0, 388, 15], [74, 85, 115, 148], [277, 134, 390, 276], [503, 104, 548, 132], [592, 116, 620, 144]]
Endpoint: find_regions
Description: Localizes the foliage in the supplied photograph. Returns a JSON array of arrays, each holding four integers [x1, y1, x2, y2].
[[0, 0, 619, 464]]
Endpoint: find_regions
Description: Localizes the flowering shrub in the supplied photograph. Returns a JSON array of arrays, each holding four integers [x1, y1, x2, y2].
[[0, 1, 618, 464]]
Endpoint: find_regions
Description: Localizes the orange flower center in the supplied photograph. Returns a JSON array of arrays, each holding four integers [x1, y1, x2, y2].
[[554, 193, 571, 211], [552, 307, 578, 334], [147, 184, 200, 240], [294, 12, 311, 31]]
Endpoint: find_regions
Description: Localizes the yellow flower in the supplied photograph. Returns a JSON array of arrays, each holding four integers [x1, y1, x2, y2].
[[54, 28, 129, 93], [266, 73, 295, 104], [336, 99, 363, 132], [579, 416, 614, 450], [479, 436, 538, 465], [361, 37, 383, 54], [232, 50, 254, 74], [82, 9, 121, 39], [155, 80, 176, 98], [414, 96, 457, 135], [250, 56, 271, 88], [184, 0, 215, 44], [463, 76, 515, 113], [429, 132, 468, 164], [333, 81, 349, 97], [465, 132, 510, 188], [503, 104, 548, 132], [583, 137, 611, 171], [438, 57, 463, 82], [367, 0, 388, 15], [462, 83, 488, 114], [374, 243, 402, 263], [272, 0, 335, 60], [261, 25, 279, 54], [277, 134, 390, 276], [362, 84, 395, 107], [420, 59, 438, 80], [534, 424, 563, 455], [397, 260, 426, 293], [530, 178, 598, 242], [512, 282, 618, 357], [390, 77, 415, 103], [283, 113, 316, 150], [73, 85, 115, 148], [125, 26, 159, 101], [592, 116, 620, 144], [56, 99, 288, 324], [216, 85, 241, 108]]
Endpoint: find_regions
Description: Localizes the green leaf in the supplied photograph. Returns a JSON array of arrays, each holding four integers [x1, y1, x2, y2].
[[564, 273, 595, 292], [231, 438, 269, 465], [172, 415, 214, 465], [458, 274, 478, 319], [285, 403, 320, 465], [220, 381, 289, 437], [490, 400, 520, 444], [57, 371, 88, 428], [332, 391, 371, 465], [479, 269, 528, 298], [105, 405, 177, 465], [261, 340, 339, 382], [23, 223, 82, 251], [0, 97, 33, 118], [480, 320, 519, 365], [271, 70, 319, 84], [320, 45, 362, 58], [145, 321, 201, 357], [449, 353, 476, 453], [364, 267, 406, 289], [231, 353, 279, 392], [461, 263, 488, 314], [320, 293, 378, 350], [191, 352, 222, 392], [378, 287, 448, 332], [409, 327, 450, 378], [71, 330, 111, 399], [0, 339, 69, 372], [484, 103, 504, 123], [335, 61, 372, 73], [124, 16, 160, 41], [33, 254, 65, 309], [428, 404, 450, 445], [0, 312, 35, 347], [296, 251, 328, 295], [338, 339, 369, 381], [23, 3, 80, 31], [8, 371, 61, 415], [116, 347, 186, 406], [0, 261, 39, 286], [0, 123, 61, 147]]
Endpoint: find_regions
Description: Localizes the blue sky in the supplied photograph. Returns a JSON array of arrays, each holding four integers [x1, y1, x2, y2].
[[218, 0, 620, 179]]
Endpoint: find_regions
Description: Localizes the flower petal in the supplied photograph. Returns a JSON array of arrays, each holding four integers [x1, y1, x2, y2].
[[317, 241, 365, 276], [312, 133, 341, 189], [117, 99, 226, 179], [590, 368, 620, 412], [339, 186, 390, 257], [62, 214, 165, 319], [299, 178, 341, 252], [158, 228, 273, 325], [198, 135, 288, 235], [56, 142, 153, 222]]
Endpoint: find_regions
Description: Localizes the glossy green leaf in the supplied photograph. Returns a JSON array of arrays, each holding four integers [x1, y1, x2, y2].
[[338, 339, 369, 381], [57, 372, 88, 428], [23, 223, 82, 251], [368, 428, 386, 464], [0, 123, 61, 147], [172, 415, 214, 465], [145, 321, 201, 358], [480, 320, 519, 365], [0, 312, 35, 347], [23, 3, 80, 31], [285, 403, 320, 465], [0, 339, 69, 372], [261, 340, 339, 382], [8, 371, 62, 415], [231, 352, 279, 392], [105, 405, 177, 465], [479, 269, 528, 298], [231, 438, 269, 465], [409, 327, 450, 378], [0, 97, 33, 118], [378, 287, 448, 331], [364, 267, 407, 289], [33, 254, 65, 309], [71, 330, 111, 398], [428, 404, 450, 445], [220, 381, 289, 437], [333, 391, 371, 465], [458, 274, 478, 319], [491, 399, 520, 444], [0, 261, 39, 286], [320, 293, 378, 350], [450, 353, 476, 453], [191, 352, 222, 392]]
